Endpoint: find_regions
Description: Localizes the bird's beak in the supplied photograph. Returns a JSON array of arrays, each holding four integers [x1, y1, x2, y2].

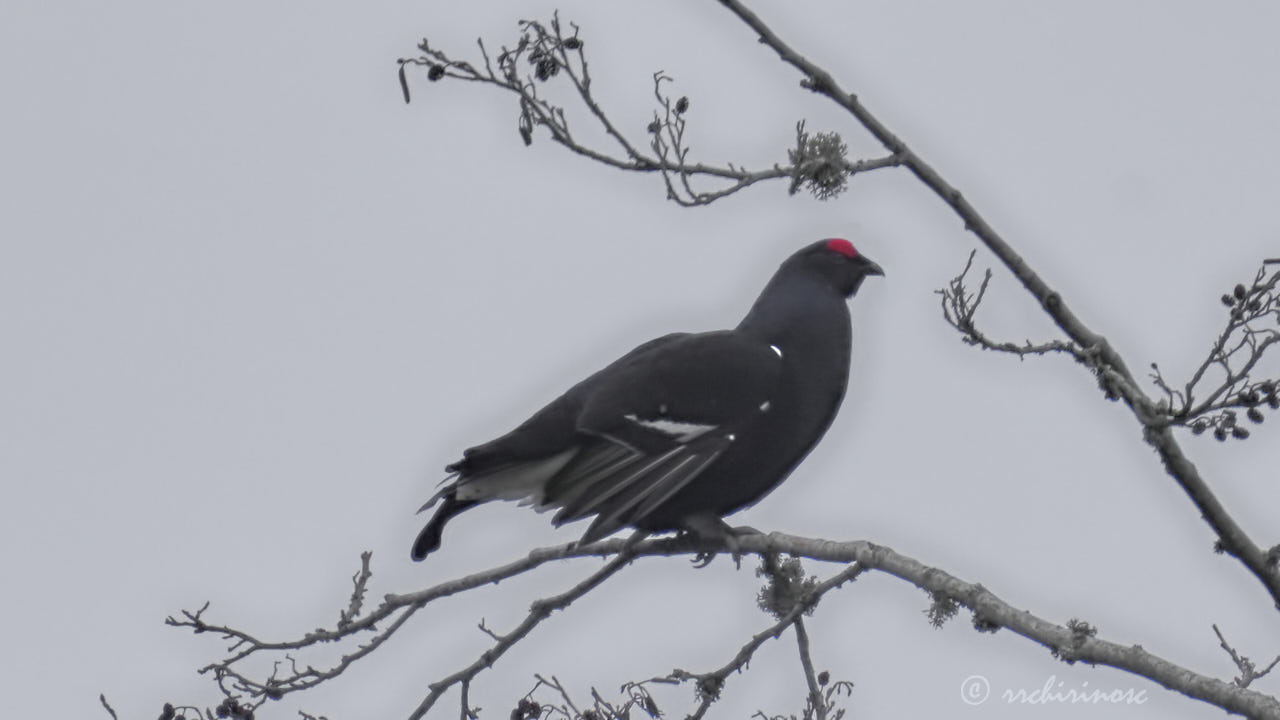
[[864, 259, 885, 277]]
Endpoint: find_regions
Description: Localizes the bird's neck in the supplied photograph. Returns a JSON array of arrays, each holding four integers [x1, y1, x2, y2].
[[737, 271, 854, 456], [736, 272, 852, 352]]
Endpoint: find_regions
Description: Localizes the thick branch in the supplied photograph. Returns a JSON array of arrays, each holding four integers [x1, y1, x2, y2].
[[713, 0, 1280, 608], [174, 537, 1280, 719], [714, 534, 1280, 719]]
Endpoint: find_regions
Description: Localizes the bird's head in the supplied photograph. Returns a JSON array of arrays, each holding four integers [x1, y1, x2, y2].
[[792, 238, 884, 297]]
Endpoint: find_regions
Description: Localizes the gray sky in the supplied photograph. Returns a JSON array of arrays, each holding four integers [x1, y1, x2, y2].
[[2, 1, 1279, 718]]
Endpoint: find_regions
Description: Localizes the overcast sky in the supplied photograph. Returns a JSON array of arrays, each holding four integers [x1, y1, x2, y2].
[[3, 1, 1279, 718]]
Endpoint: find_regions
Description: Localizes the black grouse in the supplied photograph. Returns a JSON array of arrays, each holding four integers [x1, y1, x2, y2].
[[411, 239, 882, 560]]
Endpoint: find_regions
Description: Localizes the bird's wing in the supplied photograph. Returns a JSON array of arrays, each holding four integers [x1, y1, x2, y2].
[[419, 333, 695, 514], [542, 331, 783, 543], [445, 332, 694, 476]]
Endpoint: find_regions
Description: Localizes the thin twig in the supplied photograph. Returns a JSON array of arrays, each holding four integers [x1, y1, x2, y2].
[[793, 618, 826, 720], [338, 550, 373, 630], [1214, 624, 1280, 689], [458, 678, 476, 720], [533, 674, 583, 719], [936, 250, 1085, 361], [98, 694, 118, 720], [662, 561, 864, 720], [1184, 269, 1280, 412], [408, 551, 637, 719], [403, 25, 897, 206]]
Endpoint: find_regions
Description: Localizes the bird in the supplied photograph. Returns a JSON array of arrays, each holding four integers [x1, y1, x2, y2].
[[411, 238, 883, 561]]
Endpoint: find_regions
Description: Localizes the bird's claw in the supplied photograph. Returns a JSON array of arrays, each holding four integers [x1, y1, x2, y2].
[[690, 551, 718, 569], [683, 517, 754, 569]]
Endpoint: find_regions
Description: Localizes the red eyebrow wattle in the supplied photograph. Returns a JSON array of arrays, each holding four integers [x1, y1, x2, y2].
[[825, 238, 857, 257]]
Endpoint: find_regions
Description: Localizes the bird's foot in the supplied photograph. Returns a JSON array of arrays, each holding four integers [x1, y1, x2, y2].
[[691, 550, 718, 569], [682, 516, 758, 569]]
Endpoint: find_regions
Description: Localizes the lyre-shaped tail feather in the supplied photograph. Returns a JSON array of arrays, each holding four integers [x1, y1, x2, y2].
[[411, 490, 479, 561]]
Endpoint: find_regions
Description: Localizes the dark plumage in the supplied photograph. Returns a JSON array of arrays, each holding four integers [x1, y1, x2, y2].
[[412, 239, 883, 561]]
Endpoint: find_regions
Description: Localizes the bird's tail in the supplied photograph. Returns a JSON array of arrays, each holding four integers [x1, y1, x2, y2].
[[411, 490, 479, 561]]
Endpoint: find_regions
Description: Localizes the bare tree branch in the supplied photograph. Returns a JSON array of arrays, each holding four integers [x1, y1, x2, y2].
[[98, 694, 118, 720], [792, 619, 828, 720], [650, 559, 864, 720], [1150, 264, 1280, 440], [936, 250, 1085, 361], [709, 0, 1280, 608], [398, 16, 899, 206], [407, 551, 636, 720], [531, 675, 583, 720], [338, 550, 373, 631], [1215, 624, 1280, 689], [170, 536, 1280, 719]]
